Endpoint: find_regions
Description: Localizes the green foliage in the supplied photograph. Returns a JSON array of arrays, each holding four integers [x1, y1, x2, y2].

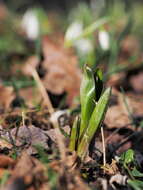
[[120, 149, 143, 189], [131, 168, 143, 178], [77, 87, 111, 159], [34, 144, 50, 164], [80, 66, 96, 137], [120, 149, 135, 166], [69, 66, 111, 160], [128, 180, 143, 190], [0, 171, 10, 188]]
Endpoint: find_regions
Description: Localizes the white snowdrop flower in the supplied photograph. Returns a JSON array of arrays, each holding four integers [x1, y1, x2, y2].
[[75, 38, 94, 55], [21, 9, 39, 40], [98, 30, 110, 50], [65, 21, 83, 42]]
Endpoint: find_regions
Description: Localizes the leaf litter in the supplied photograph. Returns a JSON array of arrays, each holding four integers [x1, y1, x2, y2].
[[0, 3, 143, 190]]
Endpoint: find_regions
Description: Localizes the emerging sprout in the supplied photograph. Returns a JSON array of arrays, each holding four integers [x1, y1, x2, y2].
[[69, 66, 111, 161]]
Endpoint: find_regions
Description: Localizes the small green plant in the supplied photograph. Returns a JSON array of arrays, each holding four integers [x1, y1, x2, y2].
[[120, 149, 143, 190], [69, 66, 111, 160]]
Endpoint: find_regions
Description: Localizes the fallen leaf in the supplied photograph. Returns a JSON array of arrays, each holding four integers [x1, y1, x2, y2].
[[41, 36, 81, 106], [0, 139, 13, 150], [0, 155, 15, 168], [1, 125, 52, 154], [4, 152, 47, 190], [101, 159, 119, 175], [0, 85, 15, 109], [129, 72, 143, 93], [105, 88, 143, 129], [19, 87, 42, 107]]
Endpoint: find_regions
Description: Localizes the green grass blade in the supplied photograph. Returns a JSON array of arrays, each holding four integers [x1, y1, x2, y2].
[[80, 66, 96, 138], [69, 116, 80, 151], [77, 87, 111, 159], [80, 17, 110, 38]]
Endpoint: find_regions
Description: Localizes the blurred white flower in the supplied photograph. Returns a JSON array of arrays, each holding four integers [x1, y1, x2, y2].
[[21, 10, 39, 40], [65, 21, 93, 55], [75, 38, 93, 55], [98, 30, 109, 50], [65, 21, 83, 42]]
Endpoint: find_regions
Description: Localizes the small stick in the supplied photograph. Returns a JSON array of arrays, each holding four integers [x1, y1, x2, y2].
[[31, 67, 54, 114], [30, 67, 66, 162], [101, 126, 106, 167], [22, 110, 25, 126]]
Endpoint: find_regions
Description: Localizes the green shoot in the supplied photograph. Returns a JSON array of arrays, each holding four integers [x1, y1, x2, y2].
[[69, 66, 111, 161], [80, 66, 96, 138], [77, 87, 111, 159]]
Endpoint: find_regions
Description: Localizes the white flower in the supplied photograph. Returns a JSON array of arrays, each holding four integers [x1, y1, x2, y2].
[[98, 30, 109, 50], [21, 9, 39, 40], [65, 21, 83, 42], [75, 38, 93, 55]]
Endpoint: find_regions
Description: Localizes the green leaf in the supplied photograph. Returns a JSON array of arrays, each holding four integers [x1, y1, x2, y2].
[[121, 149, 134, 166], [132, 168, 143, 177], [128, 179, 143, 190], [69, 116, 80, 151], [80, 66, 96, 138], [77, 87, 111, 159], [80, 17, 109, 38]]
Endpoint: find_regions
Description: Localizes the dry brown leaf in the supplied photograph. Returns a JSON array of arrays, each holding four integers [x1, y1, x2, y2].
[[12, 152, 45, 178], [0, 155, 15, 168], [129, 72, 143, 93], [105, 105, 130, 128], [0, 139, 13, 150], [41, 36, 81, 106], [120, 35, 139, 57], [0, 85, 15, 109], [1, 125, 51, 154], [4, 152, 47, 190], [101, 159, 119, 175], [125, 93, 143, 117], [105, 88, 130, 128], [105, 88, 143, 128], [19, 87, 42, 107]]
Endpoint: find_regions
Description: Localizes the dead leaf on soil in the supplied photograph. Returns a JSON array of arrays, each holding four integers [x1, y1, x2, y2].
[[5, 151, 47, 190], [1, 125, 52, 154], [105, 88, 130, 128], [101, 159, 119, 175], [0, 85, 15, 109], [41, 36, 81, 106], [129, 71, 143, 93], [0, 139, 13, 150], [105, 88, 143, 128], [22, 36, 81, 106], [19, 87, 42, 107], [0, 155, 15, 168]]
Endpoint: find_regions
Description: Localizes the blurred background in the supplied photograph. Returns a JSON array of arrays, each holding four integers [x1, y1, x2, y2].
[[0, 0, 143, 108]]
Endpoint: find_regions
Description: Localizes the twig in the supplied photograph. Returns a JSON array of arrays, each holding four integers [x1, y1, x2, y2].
[[31, 67, 54, 114], [101, 126, 106, 167], [29, 66, 67, 162], [22, 110, 25, 126]]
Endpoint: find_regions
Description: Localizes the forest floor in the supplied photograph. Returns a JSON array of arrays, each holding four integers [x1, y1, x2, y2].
[[0, 2, 143, 190]]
